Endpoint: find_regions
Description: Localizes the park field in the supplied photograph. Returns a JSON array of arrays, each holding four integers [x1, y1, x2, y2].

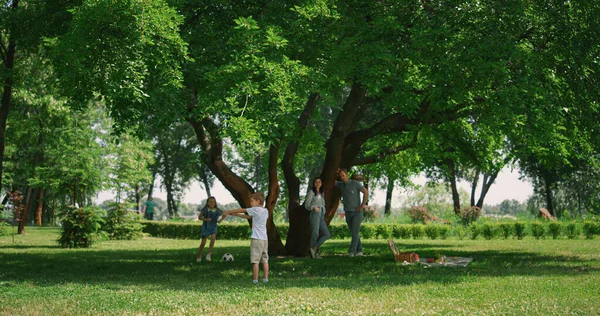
[[1, 227, 599, 315]]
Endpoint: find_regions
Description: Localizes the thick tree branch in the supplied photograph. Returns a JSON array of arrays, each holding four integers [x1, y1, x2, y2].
[[350, 135, 417, 166]]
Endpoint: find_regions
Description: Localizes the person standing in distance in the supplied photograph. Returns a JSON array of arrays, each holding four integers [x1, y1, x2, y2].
[[303, 177, 331, 259], [336, 168, 369, 256], [144, 197, 156, 220]]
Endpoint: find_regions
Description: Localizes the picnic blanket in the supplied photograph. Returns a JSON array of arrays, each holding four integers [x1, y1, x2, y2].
[[415, 256, 473, 267]]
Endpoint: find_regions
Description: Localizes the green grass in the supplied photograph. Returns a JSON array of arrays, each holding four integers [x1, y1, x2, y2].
[[1, 227, 599, 315]]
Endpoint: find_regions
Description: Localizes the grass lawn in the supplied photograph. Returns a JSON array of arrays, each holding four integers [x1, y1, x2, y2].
[[1, 227, 599, 315]]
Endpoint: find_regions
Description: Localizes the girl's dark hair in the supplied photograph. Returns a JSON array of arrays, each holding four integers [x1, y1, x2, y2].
[[204, 196, 216, 207], [311, 177, 324, 194]]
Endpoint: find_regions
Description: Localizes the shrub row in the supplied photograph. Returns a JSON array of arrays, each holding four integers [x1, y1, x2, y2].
[[142, 220, 600, 241]]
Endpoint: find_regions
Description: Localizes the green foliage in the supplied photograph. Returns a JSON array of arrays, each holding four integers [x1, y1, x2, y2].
[[530, 222, 546, 240], [360, 225, 376, 239], [499, 223, 514, 239], [565, 222, 581, 239], [469, 224, 480, 240], [481, 223, 498, 240], [514, 222, 527, 240], [454, 225, 467, 240], [102, 203, 144, 240], [424, 225, 440, 240], [548, 222, 563, 239], [392, 224, 412, 239], [582, 221, 598, 239], [438, 225, 450, 240], [411, 225, 424, 239], [375, 224, 392, 239], [50, 0, 188, 132], [57, 206, 106, 248], [0, 222, 8, 236], [457, 206, 482, 226]]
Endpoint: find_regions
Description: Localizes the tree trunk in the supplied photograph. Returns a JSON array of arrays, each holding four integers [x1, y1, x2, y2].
[[188, 114, 254, 207], [34, 189, 44, 226], [165, 178, 176, 218], [445, 159, 461, 215], [475, 171, 498, 208], [384, 178, 394, 216], [470, 170, 479, 207], [199, 166, 212, 197], [282, 94, 319, 256], [0, 0, 18, 195], [18, 186, 32, 234], [135, 183, 141, 213], [322, 83, 368, 222], [265, 144, 286, 255], [544, 176, 554, 217], [148, 169, 157, 199]]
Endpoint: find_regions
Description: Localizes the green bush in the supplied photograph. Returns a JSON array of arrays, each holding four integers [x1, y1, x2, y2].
[[499, 223, 514, 239], [360, 224, 376, 239], [565, 222, 580, 239], [481, 223, 497, 240], [547, 222, 562, 239], [0, 222, 8, 236], [57, 206, 105, 248], [438, 225, 450, 239], [469, 224, 480, 240], [399, 225, 412, 239], [376, 224, 392, 239], [102, 203, 144, 240], [530, 222, 546, 239], [411, 224, 424, 239], [453, 225, 467, 240], [514, 222, 527, 240], [424, 225, 440, 240], [582, 221, 598, 239], [328, 224, 350, 239]]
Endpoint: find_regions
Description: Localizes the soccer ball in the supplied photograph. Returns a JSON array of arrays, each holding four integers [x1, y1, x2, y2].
[[222, 253, 234, 262]]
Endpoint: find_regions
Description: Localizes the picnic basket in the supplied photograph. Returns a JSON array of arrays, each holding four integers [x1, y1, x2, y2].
[[388, 239, 416, 262]]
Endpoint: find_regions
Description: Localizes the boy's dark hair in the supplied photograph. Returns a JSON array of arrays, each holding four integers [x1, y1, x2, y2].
[[249, 192, 265, 205]]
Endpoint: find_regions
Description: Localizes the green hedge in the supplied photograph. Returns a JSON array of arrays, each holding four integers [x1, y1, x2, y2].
[[141, 220, 598, 241]]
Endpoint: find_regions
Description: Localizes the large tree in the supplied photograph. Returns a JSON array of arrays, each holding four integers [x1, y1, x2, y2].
[[51, 0, 600, 253]]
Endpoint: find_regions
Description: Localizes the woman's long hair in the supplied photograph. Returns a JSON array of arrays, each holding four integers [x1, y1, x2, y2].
[[311, 177, 324, 195]]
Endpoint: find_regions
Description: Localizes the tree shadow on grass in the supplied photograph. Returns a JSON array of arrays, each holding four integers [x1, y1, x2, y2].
[[0, 238, 598, 291]]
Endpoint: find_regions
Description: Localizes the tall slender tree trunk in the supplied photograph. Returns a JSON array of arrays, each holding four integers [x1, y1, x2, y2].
[[199, 166, 212, 197], [133, 183, 140, 212], [445, 159, 461, 215], [265, 144, 286, 255], [475, 171, 498, 208], [0, 0, 18, 195], [18, 186, 32, 234], [384, 178, 394, 216], [34, 189, 44, 226], [148, 169, 157, 199], [544, 177, 554, 217]]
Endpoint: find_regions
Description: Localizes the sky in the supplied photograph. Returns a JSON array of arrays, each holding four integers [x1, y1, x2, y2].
[[96, 167, 533, 207]]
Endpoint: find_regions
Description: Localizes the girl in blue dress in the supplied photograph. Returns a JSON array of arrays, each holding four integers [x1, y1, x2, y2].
[[196, 197, 225, 262]]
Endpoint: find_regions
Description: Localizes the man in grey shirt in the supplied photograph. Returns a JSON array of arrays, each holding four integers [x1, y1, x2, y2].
[[336, 168, 369, 256]]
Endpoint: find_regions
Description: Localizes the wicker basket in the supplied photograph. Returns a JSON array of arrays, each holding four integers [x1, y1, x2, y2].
[[388, 239, 417, 262], [394, 252, 416, 263]]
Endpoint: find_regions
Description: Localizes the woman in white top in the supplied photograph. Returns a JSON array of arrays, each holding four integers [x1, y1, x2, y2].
[[303, 177, 331, 259]]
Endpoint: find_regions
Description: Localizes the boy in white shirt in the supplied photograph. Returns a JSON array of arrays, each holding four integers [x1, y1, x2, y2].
[[222, 192, 269, 284]]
